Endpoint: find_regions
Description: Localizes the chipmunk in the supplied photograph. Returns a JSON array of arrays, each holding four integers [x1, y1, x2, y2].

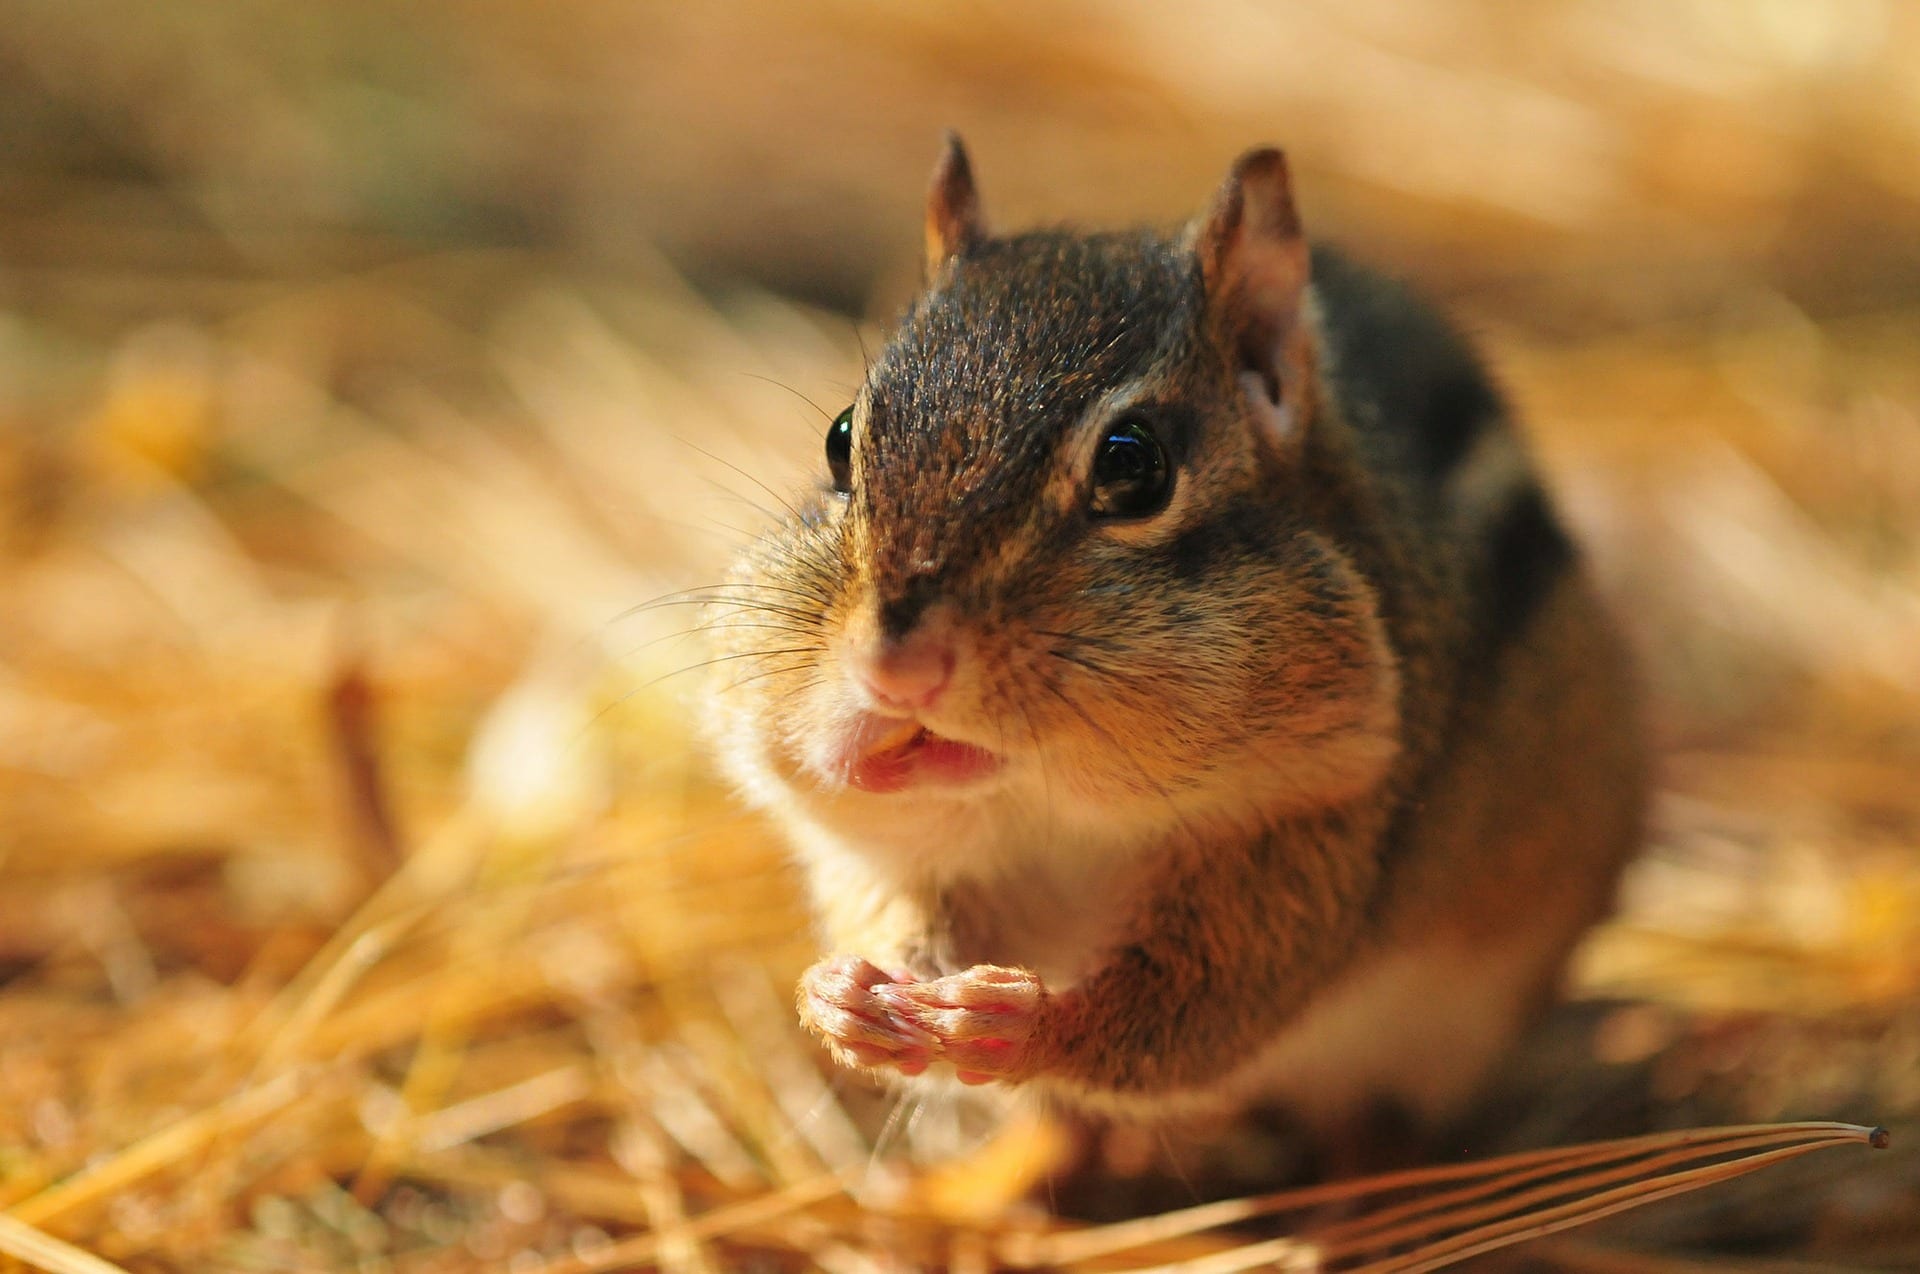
[[701, 134, 1647, 1139]]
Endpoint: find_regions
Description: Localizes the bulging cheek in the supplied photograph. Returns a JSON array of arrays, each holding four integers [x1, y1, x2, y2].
[[703, 610, 834, 765], [1003, 654, 1194, 793], [767, 672, 845, 775]]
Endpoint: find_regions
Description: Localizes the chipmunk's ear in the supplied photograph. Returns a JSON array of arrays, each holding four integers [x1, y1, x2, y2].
[[1192, 147, 1315, 434], [926, 131, 986, 275]]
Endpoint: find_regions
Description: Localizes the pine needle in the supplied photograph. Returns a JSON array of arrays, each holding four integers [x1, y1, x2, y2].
[[0, 1214, 134, 1274]]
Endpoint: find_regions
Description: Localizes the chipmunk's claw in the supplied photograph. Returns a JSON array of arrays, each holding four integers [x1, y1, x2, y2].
[[798, 955, 933, 1074], [875, 964, 1046, 1082], [799, 958, 1047, 1084]]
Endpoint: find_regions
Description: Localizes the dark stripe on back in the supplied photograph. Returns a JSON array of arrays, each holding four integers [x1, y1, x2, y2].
[[1414, 364, 1503, 481], [1309, 245, 1503, 490], [1477, 484, 1575, 653], [1368, 483, 1578, 924]]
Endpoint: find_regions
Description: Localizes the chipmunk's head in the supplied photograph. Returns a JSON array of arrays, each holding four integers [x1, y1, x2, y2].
[[706, 135, 1401, 852]]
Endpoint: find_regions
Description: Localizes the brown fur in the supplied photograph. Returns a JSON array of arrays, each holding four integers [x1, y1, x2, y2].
[[700, 137, 1647, 1135]]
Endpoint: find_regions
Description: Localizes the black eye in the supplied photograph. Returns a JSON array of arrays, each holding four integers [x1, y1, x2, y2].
[[826, 406, 853, 494], [1089, 418, 1172, 518]]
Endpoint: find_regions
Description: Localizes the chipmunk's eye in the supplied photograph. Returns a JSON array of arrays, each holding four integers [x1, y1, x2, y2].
[[1089, 418, 1172, 518], [826, 406, 854, 494]]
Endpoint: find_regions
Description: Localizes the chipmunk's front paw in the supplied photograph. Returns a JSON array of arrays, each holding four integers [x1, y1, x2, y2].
[[873, 965, 1047, 1085], [798, 955, 936, 1076]]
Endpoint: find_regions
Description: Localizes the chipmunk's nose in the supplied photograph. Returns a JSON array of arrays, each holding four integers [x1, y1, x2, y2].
[[855, 630, 955, 712]]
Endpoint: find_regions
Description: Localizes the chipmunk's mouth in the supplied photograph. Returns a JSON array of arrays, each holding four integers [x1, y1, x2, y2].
[[839, 715, 1001, 794]]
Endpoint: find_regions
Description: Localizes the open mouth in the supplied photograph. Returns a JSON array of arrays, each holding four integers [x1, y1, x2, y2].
[[845, 720, 1000, 794]]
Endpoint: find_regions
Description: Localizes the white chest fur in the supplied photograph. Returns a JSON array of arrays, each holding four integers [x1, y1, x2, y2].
[[779, 778, 1158, 990]]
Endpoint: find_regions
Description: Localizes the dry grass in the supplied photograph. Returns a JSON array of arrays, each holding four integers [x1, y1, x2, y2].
[[3, 3, 1919, 1270]]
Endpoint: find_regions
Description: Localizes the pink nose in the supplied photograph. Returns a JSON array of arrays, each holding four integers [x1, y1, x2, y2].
[[856, 636, 955, 711]]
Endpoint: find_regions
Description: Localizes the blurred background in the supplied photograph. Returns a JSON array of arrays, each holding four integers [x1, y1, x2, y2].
[[2, 2, 1918, 1271]]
